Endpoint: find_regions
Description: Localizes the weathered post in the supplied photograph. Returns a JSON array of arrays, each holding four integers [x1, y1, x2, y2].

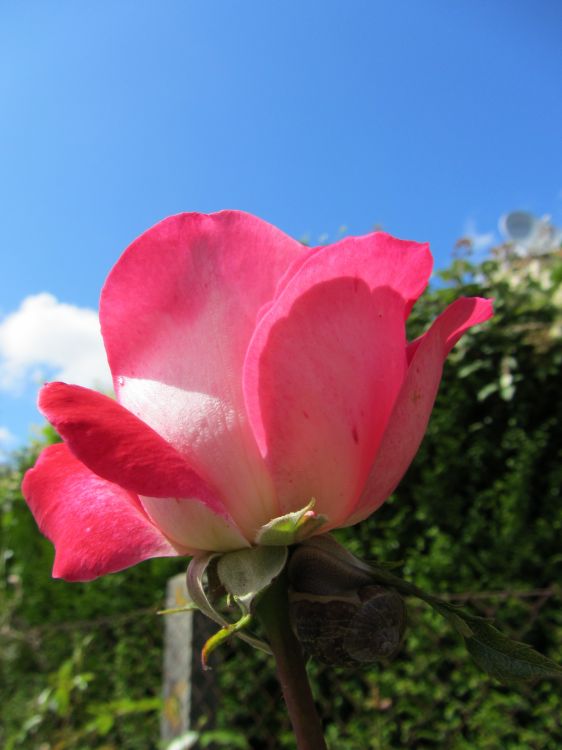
[[161, 574, 218, 747], [161, 573, 194, 742]]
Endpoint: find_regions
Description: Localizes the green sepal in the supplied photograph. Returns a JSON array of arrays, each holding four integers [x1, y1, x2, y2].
[[186, 553, 271, 655], [186, 546, 289, 664], [157, 604, 199, 616], [217, 545, 288, 613], [255, 499, 327, 546], [201, 613, 253, 669]]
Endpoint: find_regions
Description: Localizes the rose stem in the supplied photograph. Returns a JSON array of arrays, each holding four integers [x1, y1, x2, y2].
[[256, 573, 329, 750]]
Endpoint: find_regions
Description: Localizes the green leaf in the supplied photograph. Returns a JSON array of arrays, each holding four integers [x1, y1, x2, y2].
[[199, 728, 249, 748], [477, 381, 499, 401], [465, 621, 562, 682], [429, 602, 477, 638], [165, 731, 200, 750], [298, 536, 562, 684], [367, 560, 561, 682]]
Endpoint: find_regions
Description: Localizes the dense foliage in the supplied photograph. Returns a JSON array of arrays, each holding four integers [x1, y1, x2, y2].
[[1, 240, 561, 749]]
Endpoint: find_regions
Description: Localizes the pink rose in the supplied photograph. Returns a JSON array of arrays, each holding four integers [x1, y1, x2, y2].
[[23, 211, 492, 581]]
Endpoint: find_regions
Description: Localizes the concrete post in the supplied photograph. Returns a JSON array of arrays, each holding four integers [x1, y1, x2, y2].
[[161, 573, 194, 742]]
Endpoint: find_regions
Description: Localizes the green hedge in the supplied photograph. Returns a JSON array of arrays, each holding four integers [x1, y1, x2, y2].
[[1, 246, 561, 749]]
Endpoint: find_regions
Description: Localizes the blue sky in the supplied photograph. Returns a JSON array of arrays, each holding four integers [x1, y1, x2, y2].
[[1, 0, 561, 455]]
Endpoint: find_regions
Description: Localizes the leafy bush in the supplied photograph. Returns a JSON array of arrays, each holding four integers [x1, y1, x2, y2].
[[1, 240, 561, 749]]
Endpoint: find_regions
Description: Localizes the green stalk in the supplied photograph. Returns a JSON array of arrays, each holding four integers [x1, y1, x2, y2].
[[256, 574, 328, 750]]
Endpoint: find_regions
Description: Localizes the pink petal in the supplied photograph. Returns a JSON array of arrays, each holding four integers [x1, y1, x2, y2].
[[245, 233, 432, 525], [100, 211, 303, 536], [344, 297, 494, 526], [139, 495, 251, 553], [39, 382, 224, 515], [22, 443, 179, 581]]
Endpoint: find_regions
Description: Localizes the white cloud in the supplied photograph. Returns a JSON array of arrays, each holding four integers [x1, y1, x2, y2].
[[463, 219, 496, 252], [0, 426, 15, 444], [0, 293, 112, 393]]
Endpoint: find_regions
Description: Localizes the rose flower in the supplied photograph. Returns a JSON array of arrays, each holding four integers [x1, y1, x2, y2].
[[23, 211, 492, 581]]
